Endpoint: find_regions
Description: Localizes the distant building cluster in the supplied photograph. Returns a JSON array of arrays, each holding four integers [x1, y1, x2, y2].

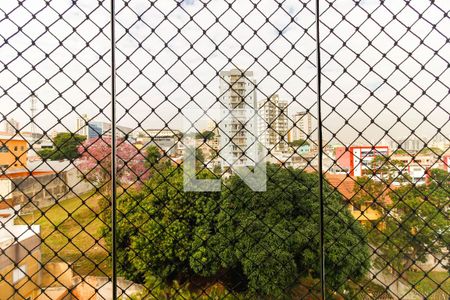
[[69, 68, 317, 170], [215, 69, 315, 169], [0, 118, 19, 134], [0, 68, 449, 180], [75, 114, 135, 141]]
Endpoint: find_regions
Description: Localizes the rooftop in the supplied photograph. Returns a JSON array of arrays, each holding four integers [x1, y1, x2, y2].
[[0, 132, 26, 141], [0, 206, 40, 249]]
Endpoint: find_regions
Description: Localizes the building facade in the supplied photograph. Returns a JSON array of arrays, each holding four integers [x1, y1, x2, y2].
[[290, 111, 313, 143], [0, 206, 41, 299], [75, 114, 89, 137], [0, 118, 20, 134], [390, 152, 440, 184], [443, 153, 450, 172], [87, 121, 133, 140], [218, 69, 258, 167], [138, 128, 181, 156], [0, 133, 28, 171], [335, 145, 389, 177], [258, 94, 289, 153]]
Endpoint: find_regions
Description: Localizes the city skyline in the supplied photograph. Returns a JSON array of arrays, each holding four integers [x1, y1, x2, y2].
[[1, 91, 448, 148]]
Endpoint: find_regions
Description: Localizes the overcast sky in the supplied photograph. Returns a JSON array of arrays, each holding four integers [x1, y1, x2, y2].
[[0, 0, 449, 145]]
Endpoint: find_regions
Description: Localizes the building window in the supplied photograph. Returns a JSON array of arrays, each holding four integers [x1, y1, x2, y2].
[[12, 265, 27, 284], [14, 146, 18, 151], [0, 146, 8, 153], [21, 146, 25, 151]]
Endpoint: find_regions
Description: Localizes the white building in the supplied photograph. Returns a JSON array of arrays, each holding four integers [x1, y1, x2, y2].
[[258, 94, 289, 153], [75, 114, 89, 137], [218, 69, 259, 167], [290, 111, 313, 143], [0, 117, 20, 134], [0, 206, 40, 249], [138, 128, 181, 156], [388, 136, 425, 154], [206, 121, 220, 153], [0, 205, 42, 298]]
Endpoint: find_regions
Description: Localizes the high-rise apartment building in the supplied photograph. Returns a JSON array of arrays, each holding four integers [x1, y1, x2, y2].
[[258, 94, 289, 152], [75, 114, 89, 137], [218, 69, 258, 167], [290, 111, 313, 142]]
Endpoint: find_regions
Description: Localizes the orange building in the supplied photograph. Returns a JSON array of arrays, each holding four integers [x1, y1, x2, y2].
[[0, 133, 28, 171], [326, 174, 387, 227]]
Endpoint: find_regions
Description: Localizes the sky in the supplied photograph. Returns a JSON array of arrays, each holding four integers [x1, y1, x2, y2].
[[0, 0, 449, 145]]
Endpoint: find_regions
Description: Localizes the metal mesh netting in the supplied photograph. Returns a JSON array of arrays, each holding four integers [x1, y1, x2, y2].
[[321, 1, 449, 299], [0, 0, 113, 299], [0, 0, 448, 299]]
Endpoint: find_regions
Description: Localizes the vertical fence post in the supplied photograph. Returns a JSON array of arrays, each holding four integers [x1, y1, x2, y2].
[[110, 0, 118, 298], [315, 0, 325, 298]]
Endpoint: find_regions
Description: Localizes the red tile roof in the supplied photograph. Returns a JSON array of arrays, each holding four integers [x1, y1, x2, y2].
[[325, 173, 393, 205]]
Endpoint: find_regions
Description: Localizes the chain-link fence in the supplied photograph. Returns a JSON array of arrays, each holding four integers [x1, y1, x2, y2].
[[0, 0, 449, 299]]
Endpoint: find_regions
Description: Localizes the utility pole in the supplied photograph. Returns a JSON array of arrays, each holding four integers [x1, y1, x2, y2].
[[30, 94, 37, 141]]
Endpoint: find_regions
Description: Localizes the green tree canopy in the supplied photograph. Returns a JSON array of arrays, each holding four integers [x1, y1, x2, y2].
[[369, 168, 450, 276], [195, 130, 215, 141], [145, 145, 162, 167], [113, 164, 370, 298], [114, 166, 221, 284], [38, 132, 86, 160], [289, 139, 309, 147], [206, 164, 370, 296]]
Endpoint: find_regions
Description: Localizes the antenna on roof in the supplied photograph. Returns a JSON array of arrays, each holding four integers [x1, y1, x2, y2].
[[30, 94, 38, 139]]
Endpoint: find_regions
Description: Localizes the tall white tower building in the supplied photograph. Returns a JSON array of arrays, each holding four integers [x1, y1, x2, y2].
[[290, 111, 313, 142], [218, 69, 258, 167], [258, 94, 289, 152], [75, 114, 89, 137]]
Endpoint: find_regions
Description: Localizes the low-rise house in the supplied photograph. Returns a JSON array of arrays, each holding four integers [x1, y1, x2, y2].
[[0, 132, 29, 171], [138, 128, 181, 156], [390, 152, 440, 184], [0, 160, 94, 213], [0, 206, 41, 299], [326, 174, 385, 225]]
